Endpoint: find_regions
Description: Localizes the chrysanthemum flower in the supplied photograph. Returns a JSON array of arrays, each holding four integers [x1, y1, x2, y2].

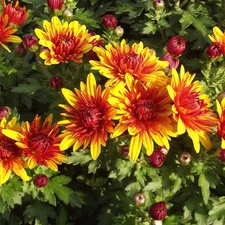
[[2, 114, 67, 171], [0, 14, 22, 52], [0, 117, 30, 186], [90, 39, 169, 87], [216, 98, 225, 148], [2, 0, 28, 26], [34, 16, 98, 65], [208, 26, 225, 56], [58, 73, 116, 160], [167, 66, 218, 152], [108, 74, 176, 161]]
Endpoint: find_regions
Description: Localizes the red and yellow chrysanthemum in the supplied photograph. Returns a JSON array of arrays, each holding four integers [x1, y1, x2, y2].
[[216, 98, 225, 148], [90, 39, 169, 87], [0, 13, 22, 52], [0, 117, 30, 186], [58, 73, 116, 160], [34, 16, 98, 65], [2, 114, 67, 171], [108, 73, 176, 161], [2, 0, 28, 26], [167, 66, 218, 152]]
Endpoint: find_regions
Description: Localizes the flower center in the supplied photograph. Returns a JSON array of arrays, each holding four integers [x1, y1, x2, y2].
[[135, 99, 156, 120], [30, 133, 53, 153], [55, 35, 75, 55], [122, 52, 142, 70], [78, 103, 102, 128], [0, 136, 20, 159]]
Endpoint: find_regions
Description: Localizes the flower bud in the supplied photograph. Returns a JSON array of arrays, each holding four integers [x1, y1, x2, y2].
[[47, 0, 63, 14], [22, 35, 39, 52], [218, 91, 225, 103], [162, 53, 180, 71], [165, 35, 186, 57], [120, 145, 130, 158], [205, 43, 222, 59], [151, 220, 163, 225], [157, 146, 169, 155], [149, 202, 167, 220], [146, 151, 166, 168], [215, 148, 225, 162], [50, 76, 63, 89], [133, 193, 146, 206], [34, 174, 48, 188], [179, 152, 191, 165], [102, 14, 118, 29], [63, 8, 73, 18], [15, 43, 26, 56], [114, 26, 124, 37], [0, 106, 12, 120], [153, 0, 165, 10]]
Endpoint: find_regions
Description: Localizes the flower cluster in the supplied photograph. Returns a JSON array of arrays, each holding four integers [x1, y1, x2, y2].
[[0, 0, 27, 52]]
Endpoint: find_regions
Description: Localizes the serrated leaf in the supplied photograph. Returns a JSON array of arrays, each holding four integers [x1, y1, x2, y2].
[[125, 182, 141, 196], [198, 173, 210, 205], [208, 197, 225, 223], [0, 177, 23, 209], [69, 192, 82, 208], [66, 151, 92, 165], [23, 201, 56, 225], [143, 180, 162, 191], [11, 79, 43, 94], [180, 11, 210, 36], [42, 175, 72, 205]]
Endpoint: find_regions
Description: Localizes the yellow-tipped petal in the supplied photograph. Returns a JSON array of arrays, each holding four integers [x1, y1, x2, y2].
[[2, 129, 24, 141], [90, 141, 101, 160]]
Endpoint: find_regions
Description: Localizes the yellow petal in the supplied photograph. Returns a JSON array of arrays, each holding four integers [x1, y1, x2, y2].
[[187, 128, 200, 153], [2, 129, 24, 141], [130, 133, 142, 161], [46, 160, 58, 172], [142, 131, 154, 156], [60, 135, 76, 150], [90, 141, 101, 160], [27, 157, 37, 169], [111, 123, 128, 138], [86, 73, 96, 97], [177, 117, 186, 135]]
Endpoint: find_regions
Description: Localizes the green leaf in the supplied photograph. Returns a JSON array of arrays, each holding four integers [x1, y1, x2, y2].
[[198, 173, 210, 205], [143, 180, 162, 191], [11, 78, 43, 94], [41, 175, 72, 205], [66, 151, 92, 165], [56, 207, 68, 225], [125, 182, 141, 196], [0, 177, 23, 210], [23, 201, 56, 225], [208, 197, 225, 223]]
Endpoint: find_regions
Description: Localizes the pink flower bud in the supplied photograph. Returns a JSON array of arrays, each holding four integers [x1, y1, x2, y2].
[[149, 202, 167, 220], [165, 35, 186, 57], [50, 76, 63, 89], [47, 0, 63, 13], [153, 0, 165, 10], [102, 14, 118, 29], [162, 53, 180, 71], [133, 193, 146, 206], [34, 174, 48, 188], [179, 152, 191, 165], [146, 151, 166, 168], [120, 145, 130, 158], [205, 43, 222, 59], [22, 35, 39, 52], [114, 26, 124, 37], [0, 106, 11, 120], [15, 43, 26, 56]]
